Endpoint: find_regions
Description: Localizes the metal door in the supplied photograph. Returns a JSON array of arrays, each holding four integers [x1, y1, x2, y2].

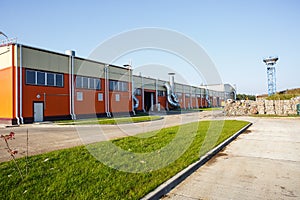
[[34, 102, 44, 122]]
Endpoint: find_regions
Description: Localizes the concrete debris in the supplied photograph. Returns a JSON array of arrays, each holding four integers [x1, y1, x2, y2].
[[225, 99, 300, 116]]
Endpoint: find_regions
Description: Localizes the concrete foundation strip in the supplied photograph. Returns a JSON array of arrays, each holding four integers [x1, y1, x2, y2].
[[141, 122, 253, 200]]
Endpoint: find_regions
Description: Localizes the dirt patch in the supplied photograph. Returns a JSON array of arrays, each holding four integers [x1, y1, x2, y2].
[[205, 152, 228, 166]]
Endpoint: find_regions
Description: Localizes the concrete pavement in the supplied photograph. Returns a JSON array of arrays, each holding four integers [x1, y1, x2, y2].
[[163, 117, 300, 200]]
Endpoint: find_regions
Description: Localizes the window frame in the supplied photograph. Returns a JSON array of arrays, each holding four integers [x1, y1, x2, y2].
[[25, 69, 64, 88], [76, 75, 101, 90], [109, 80, 128, 92]]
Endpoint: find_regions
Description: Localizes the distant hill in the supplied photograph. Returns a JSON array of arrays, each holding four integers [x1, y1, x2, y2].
[[280, 88, 300, 95], [267, 88, 300, 100]]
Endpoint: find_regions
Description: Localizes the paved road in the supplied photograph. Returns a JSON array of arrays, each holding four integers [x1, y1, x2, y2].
[[0, 111, 222, 162], [163, 117, 300, 200]]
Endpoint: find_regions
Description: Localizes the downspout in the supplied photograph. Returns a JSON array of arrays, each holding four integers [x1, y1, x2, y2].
[[205, 88, 210, 107], [196, 94, 199, 108], [196, 89, 199, 109], [141, 76, 145, 112], [155, 79, 158, 111], [190, 86, 194, 109], [131, 69, 136, 115], [19, 44, 24, 124], [65, 50, 76, 120], [107, 66, 111, 117], [104, 66, 107, 116], [14, 44, 20, 125], [190, 86, 192, 109], [183, 87, 186, 109], [200, 89, 203, 107], [200, 93, 202, 108], [105, 65, 111, 117], [68, 54, 73, 119], [71, 54, 76, 119]]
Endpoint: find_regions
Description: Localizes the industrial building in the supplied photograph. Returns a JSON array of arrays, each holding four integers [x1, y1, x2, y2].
[[0, 42, 235, 125]]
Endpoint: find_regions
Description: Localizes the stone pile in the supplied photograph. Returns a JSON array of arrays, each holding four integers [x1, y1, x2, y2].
[[225, 98, 300, 116], [224, 100, 257, 116]]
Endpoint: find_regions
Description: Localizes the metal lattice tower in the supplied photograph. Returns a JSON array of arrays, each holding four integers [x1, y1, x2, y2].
[[263, 57, 278, 96]]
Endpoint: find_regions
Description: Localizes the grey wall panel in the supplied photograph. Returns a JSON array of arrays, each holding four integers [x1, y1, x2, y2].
[[109, 66, 130, 82], [74, 58, 105, 78], [22, 46, 69, 73]]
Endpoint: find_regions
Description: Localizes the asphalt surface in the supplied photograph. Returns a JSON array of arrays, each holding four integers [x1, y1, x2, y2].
[[163, 117, 300, 200], [0, 111, 222, 162]]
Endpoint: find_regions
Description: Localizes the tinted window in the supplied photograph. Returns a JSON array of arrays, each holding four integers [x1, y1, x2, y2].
[[135, 89, 142, 96], [37, 71, 45, 85], [122, 82, 128, 91], [82, 77, 88, 88], [89, 78, 95, 89], [56, 74, 63, 87], [95, 79, 101, 90], [109, 80, 116, 91], [26, 70, 36, 84], [76, 76, 82, 88], [47, 73, 55, 86]]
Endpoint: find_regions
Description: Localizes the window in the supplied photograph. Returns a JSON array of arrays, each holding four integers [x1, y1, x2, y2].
[[158, 90, 165, 96], [77, 92, 83, 101], [56, 74, 63, 87], [121, 82, 128, 91], [26, 70, 35, 84], [98, 93, 103, 101], [95, 79, 101, 90], [47, 73, 55, 86], [76, 76, 82, 88], [76, 75, 101, 90], [109, 80, 128, 91], [89, 78, 95, 89], [109, 80, 116, 91], [25, 69, 64, 87], [37, 71, 45, 85], [115, 94, 120, 102], [135, 89, 142, 96], [82, 77, 88, 89]]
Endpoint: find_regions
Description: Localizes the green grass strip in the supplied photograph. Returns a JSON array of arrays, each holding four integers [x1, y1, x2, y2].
[[0, 120, 249, 199], [56, 115, 162, 125], [198, 107, 223, 111]]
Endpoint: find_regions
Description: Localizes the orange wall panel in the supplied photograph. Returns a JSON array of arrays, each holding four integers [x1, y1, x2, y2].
[[109, 92, 132, 113], [0, 67, 13, 118], [185, 97, 191, 108], [191, 97, 196, 108], [22, 72, 70, 118], [74, 89, 105, 115], [157, 96, 167, 110]]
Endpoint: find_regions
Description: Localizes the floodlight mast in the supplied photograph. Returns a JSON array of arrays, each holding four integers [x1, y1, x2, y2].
[[263, 57, 278, 96]]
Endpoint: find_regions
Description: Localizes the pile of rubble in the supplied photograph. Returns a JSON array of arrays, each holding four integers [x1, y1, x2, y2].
[[225, 98, 300, 116], [224, 100, 256, 116]]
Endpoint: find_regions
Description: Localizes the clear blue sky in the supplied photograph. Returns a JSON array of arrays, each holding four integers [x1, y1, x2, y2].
[[2, 0, 300, 94]]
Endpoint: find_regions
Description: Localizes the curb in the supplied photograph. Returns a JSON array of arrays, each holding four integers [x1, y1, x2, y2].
[[141, 122, 253, 200]]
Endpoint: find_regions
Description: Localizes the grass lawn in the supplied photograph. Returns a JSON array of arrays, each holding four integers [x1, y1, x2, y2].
[[56, 115, 162, 125], [168, 107, 223, 114], [197, 107, 223, 111], [0, 120, 249, 199]]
